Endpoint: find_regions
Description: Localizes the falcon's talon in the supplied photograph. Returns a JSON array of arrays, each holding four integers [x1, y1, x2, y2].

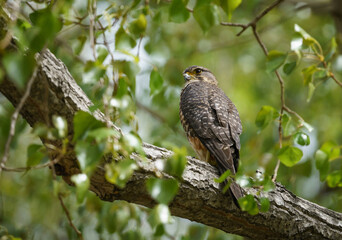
[[179, 65, 244, 209]]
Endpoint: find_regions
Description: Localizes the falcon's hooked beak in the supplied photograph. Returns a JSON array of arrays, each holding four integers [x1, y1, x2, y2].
[[183, 72, 192, 81]]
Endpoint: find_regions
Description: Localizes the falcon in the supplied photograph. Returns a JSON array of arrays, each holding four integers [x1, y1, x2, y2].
[[179, 65, 243, 208]]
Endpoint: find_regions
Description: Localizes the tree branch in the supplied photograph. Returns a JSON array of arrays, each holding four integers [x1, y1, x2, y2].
[[1, 49, 342, 239]]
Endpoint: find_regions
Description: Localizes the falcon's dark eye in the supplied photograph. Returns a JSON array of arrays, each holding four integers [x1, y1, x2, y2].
[[195, 69, 202, 74]]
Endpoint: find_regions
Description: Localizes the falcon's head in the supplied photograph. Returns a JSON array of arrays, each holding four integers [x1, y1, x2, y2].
[[183, 66, 218, 85]]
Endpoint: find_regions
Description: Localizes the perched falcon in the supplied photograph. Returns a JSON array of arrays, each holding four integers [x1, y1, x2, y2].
[[179, 65, 243, 208]]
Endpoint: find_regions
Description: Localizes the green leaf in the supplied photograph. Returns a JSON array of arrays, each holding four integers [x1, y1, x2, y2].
[[266, 50, 287, 72], [238, 194, 259, 215], [122, 132, 143, 153], [146, 178, 179, 204], [169, 0, 190, 23], [87, 128, 120, 142], [261, 176, 275, 192], [2, 52, 35, 89], [71, 173, 90, 203], [278, 146, 303, 167], [293, 132, 310, 146], [214, 170, 231, 183], [115, 27, 136, 50], [301, 121, 314, 132], [73, 111, 105, 141], [325, 37, 337, 61], [260, 197, 270, 212], [306, 82, 315, 103], [193, 2, 219, 32], [283, 61, 296, 75], [52, 116, 67, 138], [29, 7, 62, 51], [75, 140, 105, 171], [26, 144, 45, 167], [150, 69, 164, 96], [115, 61, 140, 94], [315, 68, 329, 80], [115, 77, 129, 98], [185, 225, 208, 240], [165, 147, 188, 178], [128, 14, 147, 38], [302, 65, 318, 85], [154, 224, 165, 237], [105, 203, 130, 233], [315, 149, 329, 181], [220, 0, 242, 20], [282, 113, 296, 137], [105, 159, 138, 188], [321, 141, 340, 161], [294, 24, 316, 46], [148, 204, 172, 227], [326, 171, 342, 188], [97, 47, 108, 63], [255, 105, 278, 130], [74, 35, 87, 55]]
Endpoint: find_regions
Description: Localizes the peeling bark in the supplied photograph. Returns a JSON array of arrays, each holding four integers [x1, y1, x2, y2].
[[1, 50, 342, 239]]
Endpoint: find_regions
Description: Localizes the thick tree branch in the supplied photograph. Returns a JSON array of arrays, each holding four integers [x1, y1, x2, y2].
[[1, 50, 342, 239]]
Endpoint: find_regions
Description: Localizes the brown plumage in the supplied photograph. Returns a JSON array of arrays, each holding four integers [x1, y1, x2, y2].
[[179, 65, 243, 208]]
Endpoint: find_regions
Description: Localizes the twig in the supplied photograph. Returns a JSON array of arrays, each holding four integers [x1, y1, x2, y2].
[[50, 156, 84, 240], [219, 0, 300, 181], [221, 0, 284, 36], [330, 72, 342, 88], [97, 20, 117, 96], [136, 102, 167, 123], [0, 65, 39, 175], [1, 157, 61, 172], [89, 0, 97, 60], [220, 22, 246, 28], [251, 26, 268, 55], [253, 28, 286, 182], [283, 105, 304, 123], [57, 193, 83, 240], [137, 36, 143, 58], [25, 1, 36, 11]]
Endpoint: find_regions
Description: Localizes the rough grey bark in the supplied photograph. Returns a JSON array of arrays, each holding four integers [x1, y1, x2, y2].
[[1, 50, 342, 239]]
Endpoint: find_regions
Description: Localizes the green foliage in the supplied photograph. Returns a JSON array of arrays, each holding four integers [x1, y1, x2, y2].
[[293, 132, 310, 146], [115, 27, 137, 50], [52, 116, 68, 138], [259, 197, 270, 212], [238, 194, 259, 215], [148, 204, 173, 226], [278, 146, 303, 167], [149, 69, 164, 96], [255, 105, 278, 130], [214, 169, 231, 183], [73, 111, 105, 141], [105, 159, 138, 188], [2, 52, 35, 89], [71, 173, 90, 203], [146, 178, 179, 204], [266, 50, 287, 72], [1, 0, 342, 239], [169, 0, 190, 23], [283, 61, 296, 75], [26, 144, 46, 167], [315, 142, 341, 183], [29, 7, 62, 51], [193, 1, 219, 32], [220, 0, 242, 21], [165, 147, 188, 178]]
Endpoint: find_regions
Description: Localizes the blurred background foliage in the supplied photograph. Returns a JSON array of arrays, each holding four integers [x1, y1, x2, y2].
[[1, 0, 342, 239]]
